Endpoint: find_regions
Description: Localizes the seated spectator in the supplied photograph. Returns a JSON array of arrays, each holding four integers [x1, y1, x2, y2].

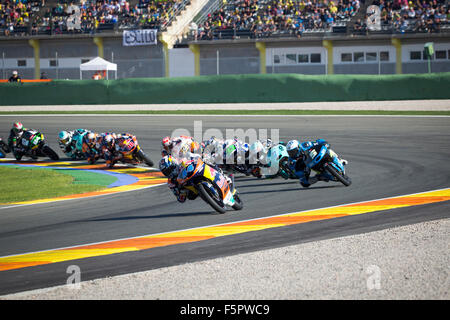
[[354, 17, 367, 33], [191, 0, 361, 40], [372, 0, 447, 33]]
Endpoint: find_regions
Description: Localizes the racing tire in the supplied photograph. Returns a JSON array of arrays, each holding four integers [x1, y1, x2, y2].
[[231, 193, 243, 211], [42, 145, 60, 161], [197, 182, 227, 214], [0, 141, 10, 154], [137, 150, 154, 167], [324, 163, 351, 187]]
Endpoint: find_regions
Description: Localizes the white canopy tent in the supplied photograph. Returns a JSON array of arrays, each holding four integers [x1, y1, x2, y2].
[[79, 57, 117, 80]]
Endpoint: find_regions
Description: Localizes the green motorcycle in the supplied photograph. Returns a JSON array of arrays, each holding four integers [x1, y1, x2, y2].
[[15, 130, 59, 161]]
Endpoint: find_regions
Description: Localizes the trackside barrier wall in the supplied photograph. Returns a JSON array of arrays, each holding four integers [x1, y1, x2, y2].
[[0, 73, 449, 106]]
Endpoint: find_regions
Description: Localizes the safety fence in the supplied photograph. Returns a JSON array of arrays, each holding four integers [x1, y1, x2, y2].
[[0, 73, 449, 106]]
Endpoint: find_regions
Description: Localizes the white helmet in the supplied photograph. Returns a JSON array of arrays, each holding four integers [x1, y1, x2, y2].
[[58, 131, 72, 146], [286, 140, 300, 158]]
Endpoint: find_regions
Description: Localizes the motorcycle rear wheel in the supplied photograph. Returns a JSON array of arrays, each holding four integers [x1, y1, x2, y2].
[[197, 182, 227, 214], [324, 163, 351, 186]]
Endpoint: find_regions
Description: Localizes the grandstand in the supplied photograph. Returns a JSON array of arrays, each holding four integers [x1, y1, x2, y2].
[[0, 0, 193, 36], [0, 0, 449, 79], [1, 0, 448, 39]]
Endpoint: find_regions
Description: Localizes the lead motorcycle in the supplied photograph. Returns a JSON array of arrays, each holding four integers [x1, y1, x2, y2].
[[177, 158, 243, 214], [296, 142, 351, 187], [15, 130, 59, 161]]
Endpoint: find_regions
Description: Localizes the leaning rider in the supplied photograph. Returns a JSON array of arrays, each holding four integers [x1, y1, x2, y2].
[[8, 122, 31, 160], [161, 136, 201, 162], [82, 132, 100, 164], [159, 155, 198, 203], [286, 139, 337, 187], [58, 130, 88, 160], [100, 133, 120, 168]]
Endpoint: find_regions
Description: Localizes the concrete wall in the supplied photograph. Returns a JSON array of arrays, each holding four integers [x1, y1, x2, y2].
[[169, 47, 195, 77]]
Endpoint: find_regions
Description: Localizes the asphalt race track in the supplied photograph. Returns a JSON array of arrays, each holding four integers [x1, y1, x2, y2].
[[0, 115, 449, 296]]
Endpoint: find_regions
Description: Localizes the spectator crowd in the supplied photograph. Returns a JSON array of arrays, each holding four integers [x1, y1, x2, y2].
[[1, 0, 187, 35], [1, 0, 448, 37], [374, 0, 448, 33], [0, 0, 43, 36], [190, 0, 361, 40]]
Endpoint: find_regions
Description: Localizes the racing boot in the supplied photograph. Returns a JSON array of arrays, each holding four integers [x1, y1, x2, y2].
[[300, 175, 319, 188], [251, 167, 262, 178]]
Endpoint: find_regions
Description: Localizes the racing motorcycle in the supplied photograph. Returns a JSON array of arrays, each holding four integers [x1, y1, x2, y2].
[[261, 143, 297, 179], [67, 129, 90, 160], [15, 130, 59, 161], [0, 138, 10, 158], [301, 142, 351, 187], [109, 135, 154, 168], [177, 158, 243, 214], [216, 140, 265, 178]]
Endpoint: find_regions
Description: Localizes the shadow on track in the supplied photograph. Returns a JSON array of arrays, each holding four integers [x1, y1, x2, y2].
[[82, 210, 215, 222], [236, 181, 299, 188], [238, 185, 340, 195]]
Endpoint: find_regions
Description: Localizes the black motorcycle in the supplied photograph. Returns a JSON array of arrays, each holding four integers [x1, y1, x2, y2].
[[14, 130, 59, 161]]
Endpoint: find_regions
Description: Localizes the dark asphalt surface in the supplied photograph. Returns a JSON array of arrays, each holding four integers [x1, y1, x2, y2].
[[0, 115, 449, 295]]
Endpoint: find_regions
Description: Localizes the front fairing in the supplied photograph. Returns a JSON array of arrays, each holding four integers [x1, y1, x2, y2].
[[22, 131, 44, 150], [305, 145, 327, 168], [328, 149, 346, 174], [178, 161, 235, 206], [117, 138, 140, 160], [177, 161, 202, 186], [306, 146, 346, 176]]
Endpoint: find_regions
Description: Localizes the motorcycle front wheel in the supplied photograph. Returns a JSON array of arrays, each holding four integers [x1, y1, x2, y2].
[[136, 149, 154, 167], [42, 145, 60, 161], [231, 193, 243, 210], [324, 163, 351, 187]]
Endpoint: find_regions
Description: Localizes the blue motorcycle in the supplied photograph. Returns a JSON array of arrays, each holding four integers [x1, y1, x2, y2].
[[302, 143, 351, 187]]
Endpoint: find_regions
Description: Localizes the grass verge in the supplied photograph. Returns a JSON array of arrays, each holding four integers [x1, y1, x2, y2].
[[0, 166, 115, 204]]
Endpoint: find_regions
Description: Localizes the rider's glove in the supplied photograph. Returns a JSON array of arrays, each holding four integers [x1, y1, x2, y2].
[[170, 185, 187, 203]]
